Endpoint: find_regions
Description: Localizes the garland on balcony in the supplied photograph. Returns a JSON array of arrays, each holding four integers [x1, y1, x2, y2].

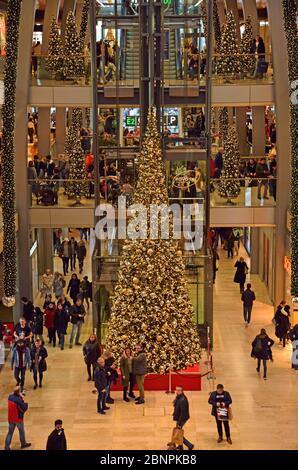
[[1, 0, 22, 307], [282, 0, 298, 297]]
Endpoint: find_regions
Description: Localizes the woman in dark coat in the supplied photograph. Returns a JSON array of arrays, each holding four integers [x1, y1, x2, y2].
[[274, 304, 291, 347], [55, 302, 69, 351], [83, 334, 101, 381], [233, 257, 249, 293], [67, 274, 81, 303], [251, 328, 274, 379], [30, 338, 48, 389], [33, 307, 44, 341], [120, 347, 135, 402]]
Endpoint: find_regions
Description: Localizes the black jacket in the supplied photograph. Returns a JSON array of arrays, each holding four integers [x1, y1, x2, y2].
[[251, 334, 274, 360], [70, 304, 86, 325], [46, 429, 67, 450], [55, 308, 69, 334], [105, 356, 119, 385], [208, 390, 232, 417], [83, 340, 100, 365], [33, 311, 44, 335], [173, 394, 190, 427], [30, 345, 48, 372], [23, 302, 35, 323], [94, 365, 108, 391], [67, 279, 81, 301]]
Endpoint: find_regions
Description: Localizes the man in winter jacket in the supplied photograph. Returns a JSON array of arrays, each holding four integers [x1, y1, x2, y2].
[[94, 358, 108, 414], [241, 283, 256, 326], [132, 344, 147, 404], [4, 387, 31, 450], [21, 297, 35, 323], [173, 386, 194, 450], [11, 340, 31, 391], [69, 298, 86, 348], [46, 419, 67, 450], [208, 384, 232, 444]]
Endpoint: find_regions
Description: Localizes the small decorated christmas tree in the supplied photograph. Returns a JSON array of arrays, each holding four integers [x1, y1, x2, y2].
[[105, 111, 201, 373], [218, 126, 241, 201], [239, 16, 255, 77], [66, 108, 87, 202], [46, 17, 63, 76], [62, 11, 85, 79], [217, 11, 240, 78]]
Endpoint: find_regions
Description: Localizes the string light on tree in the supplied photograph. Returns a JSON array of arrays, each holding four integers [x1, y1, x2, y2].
[[217, 11, 240, 79], [218, 107, 229, 146], [106, 110, 201, 373], [46, 17, 63, 77], [62, 11, 85, 79], [282, 0, 298, 298], [1, 0, 23, 307], [239, 16, 255, 77]]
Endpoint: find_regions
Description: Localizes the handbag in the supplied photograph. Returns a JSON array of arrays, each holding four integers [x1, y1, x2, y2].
[[228, 407, 233, 421], [171, 427, 184, 446]]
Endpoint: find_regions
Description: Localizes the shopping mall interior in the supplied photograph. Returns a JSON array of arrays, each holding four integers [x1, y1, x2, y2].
[[0, 0, 297, 453]]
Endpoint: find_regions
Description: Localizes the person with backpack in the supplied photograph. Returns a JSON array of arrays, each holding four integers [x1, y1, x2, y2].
[[32, 307, 44, 342], [241, 283, 256, 326], [251, 329, 274, 379]]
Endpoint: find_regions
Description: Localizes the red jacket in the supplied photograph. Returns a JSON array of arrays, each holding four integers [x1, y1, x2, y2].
[[44, 308, 56, 329], [8, 394, 28, 423]]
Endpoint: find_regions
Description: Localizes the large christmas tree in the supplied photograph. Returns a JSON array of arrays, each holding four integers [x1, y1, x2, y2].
[[217, 11, 240, 78], [239, 16, 255, 77], [46, 17, 63, 76], [282, 0, 298, 297], [66, 108, 87, 202], [106, 111, 201, 373], [218, 126, 241, 200], [62, 11, 85, 79]]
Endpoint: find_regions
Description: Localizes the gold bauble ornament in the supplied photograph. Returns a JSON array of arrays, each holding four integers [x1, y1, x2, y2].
[[132, 277, 139, 284], [177, 250, 183, 256], [147, 248, 153, 256], [141, 323, 147, 331], [2, 296, 16, 308], [157, 335, 163, 342]]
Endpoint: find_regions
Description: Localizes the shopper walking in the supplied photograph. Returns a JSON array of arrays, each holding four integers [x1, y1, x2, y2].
[[55, 302, 69, 351], [133, 344, 147, 405], [14, 317, 33, 344], [4, 387, 31, 450], [59, 239, 71, 276], [67, 273, 81, 304], [94, 357, 108, 414], [32, 307, 44, 342], [30, 338, 48, 389], [53, 272, 65, 299], [233, 257, 249, 294], [208, 384, 232, 444], [79, 276, 91, 310], [69, 298, 86, 348], [21, 297, 35, 324], [40, 269, 53, 297], [274, 304, 291, 347], [76, 240, 87, 274], [289, 324, 298, 370], [120, 347, 135, 402], [83, 334, 101, 381], [69, 237, 78, 271], [251, 328, 274, 379], [44, 302, 57, 347], [241, 283, 256, 326], [11, 340, 31, 391], [173, 386, 194, 450], [46, 420, 67, 450], [212, 248, 219, 284]]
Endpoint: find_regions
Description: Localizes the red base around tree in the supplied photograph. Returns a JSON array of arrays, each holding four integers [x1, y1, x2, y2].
[[113, 364, 201, 392]]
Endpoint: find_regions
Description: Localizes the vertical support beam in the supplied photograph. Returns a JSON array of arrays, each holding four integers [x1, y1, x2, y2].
[[55, 108, 66, 154], [242, 0, 259, 37], [236, 107, 250, 155], [140, 0, 150, 135], [61, 0, 77, 39], [267, 0, 291, 308], [252, 106, 265, 156], [37, 229, 54, 276], [250, 228, 259, 274], [154, 1, 162, 132], [15, 0, 36, 307], [41, 0, 61, 54], [37, 108, 51, 157]]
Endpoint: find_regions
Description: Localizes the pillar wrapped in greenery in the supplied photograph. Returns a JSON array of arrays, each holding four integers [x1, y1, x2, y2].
[[218, 126, 241, 201], [282, 0, 298, 297], [79, 0, 90, 48], [239, 16, 255, 77], [1, 0, 22, 307]]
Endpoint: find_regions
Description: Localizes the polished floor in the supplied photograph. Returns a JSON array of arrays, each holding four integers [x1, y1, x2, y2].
[[0, 246, 297, 450]]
